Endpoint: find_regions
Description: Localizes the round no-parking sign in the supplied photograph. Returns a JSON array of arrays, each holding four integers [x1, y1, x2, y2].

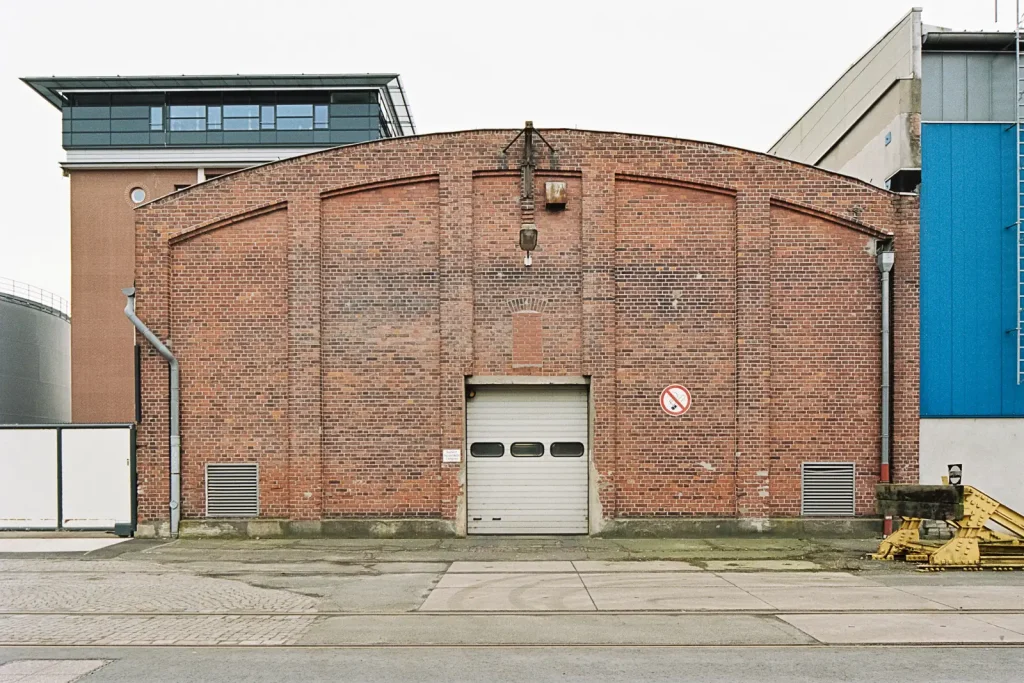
[[660, 384, 692, 416]]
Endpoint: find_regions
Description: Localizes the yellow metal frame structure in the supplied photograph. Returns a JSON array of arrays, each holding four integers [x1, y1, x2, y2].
[[873, 486, 1024, 568]]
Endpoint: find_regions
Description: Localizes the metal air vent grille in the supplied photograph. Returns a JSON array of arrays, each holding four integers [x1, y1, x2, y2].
[[205, 463, 259, 518], [801, 462, 855, 516]]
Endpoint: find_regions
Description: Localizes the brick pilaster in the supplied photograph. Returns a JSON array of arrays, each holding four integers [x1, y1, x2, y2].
[[892, 194, 920, 484], [582, 166, 617, 523], [287, 193, 323, 520], [735, 191, 772, 520], [438, 170, 474, 527]]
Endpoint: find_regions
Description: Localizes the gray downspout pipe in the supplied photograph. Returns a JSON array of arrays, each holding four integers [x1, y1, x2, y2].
[[123, 287, 180, 537], [877, 249, 895, 533]]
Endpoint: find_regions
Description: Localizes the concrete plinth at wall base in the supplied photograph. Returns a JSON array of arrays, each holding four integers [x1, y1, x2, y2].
[[170, 519, 458, 539], [141, 517, 879, 539], [598, 517, 883, 539], [133, 522, 171, 539]]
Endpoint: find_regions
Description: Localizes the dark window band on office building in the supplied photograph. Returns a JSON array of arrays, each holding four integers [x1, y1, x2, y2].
[[61, 90, 394, 148]]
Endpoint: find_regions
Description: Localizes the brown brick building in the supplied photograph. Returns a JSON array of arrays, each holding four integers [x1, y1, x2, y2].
[[132, 129, 919, 537], [23, 74, 416, 424]]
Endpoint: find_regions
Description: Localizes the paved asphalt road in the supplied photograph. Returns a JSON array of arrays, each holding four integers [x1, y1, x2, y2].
[[2, 645, 1023, 682]]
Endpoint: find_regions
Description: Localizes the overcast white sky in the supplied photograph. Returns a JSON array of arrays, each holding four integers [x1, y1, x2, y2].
[[0, 0, 1016, 300]]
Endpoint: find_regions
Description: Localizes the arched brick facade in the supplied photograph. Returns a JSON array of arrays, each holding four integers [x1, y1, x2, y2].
[[133, 129, 919, 535]]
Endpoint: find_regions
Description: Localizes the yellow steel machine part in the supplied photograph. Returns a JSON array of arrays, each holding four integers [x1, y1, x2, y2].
[[873, 486, 1024, 569]]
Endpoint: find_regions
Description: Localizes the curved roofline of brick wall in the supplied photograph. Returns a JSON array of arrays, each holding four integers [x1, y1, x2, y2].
[[138, 128, 898, 211]]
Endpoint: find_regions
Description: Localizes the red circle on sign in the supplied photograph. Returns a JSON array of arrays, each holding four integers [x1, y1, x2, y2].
[[660, 385, 692, 416]]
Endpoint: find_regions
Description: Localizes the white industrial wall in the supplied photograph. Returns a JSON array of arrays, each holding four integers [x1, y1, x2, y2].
[[61, 428, 132, 528], [0, 426, 133, 531], [0, 430, 58, 528], [919, 418, 1024, 512]]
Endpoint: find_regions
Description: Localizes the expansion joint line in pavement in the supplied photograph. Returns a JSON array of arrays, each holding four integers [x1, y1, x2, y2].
[[573, 564, 600, 611], [885, 584, 960, 611], [5, 609, 1024, 617], [3, 643, 1024, 650]]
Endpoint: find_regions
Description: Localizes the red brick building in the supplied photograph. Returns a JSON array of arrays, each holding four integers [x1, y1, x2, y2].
[[132, 129, 919, 537]]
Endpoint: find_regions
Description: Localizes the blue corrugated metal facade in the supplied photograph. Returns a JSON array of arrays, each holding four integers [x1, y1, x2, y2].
[[920, 123, 1024, 416]]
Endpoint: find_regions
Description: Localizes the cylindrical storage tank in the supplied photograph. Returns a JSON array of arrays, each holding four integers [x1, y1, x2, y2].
[[0, 278, 71, 423]]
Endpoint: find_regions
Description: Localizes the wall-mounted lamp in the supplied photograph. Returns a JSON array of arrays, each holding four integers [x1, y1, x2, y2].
[[519, 223, 538, 266]]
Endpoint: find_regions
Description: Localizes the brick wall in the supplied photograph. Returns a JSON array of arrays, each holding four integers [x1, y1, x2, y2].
[[768, 206, 881, 515], [170, 208, 290, 518], [134, 130, 917, 528], [320, 179, 441, 517], [472, 173, 583, 376], [614, 179, 737, 516]]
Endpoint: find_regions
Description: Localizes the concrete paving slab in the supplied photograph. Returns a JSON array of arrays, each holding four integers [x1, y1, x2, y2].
[[580, 572, 732, 588], [877, 573, 1024, 587], [970, 613, 1024, 635], [434, 572, 581, 590], [298, 614, 815, 645], [579, 574, 772, 611], [0, 539, 128, 554], [370, 562, 450, 574], [718, 572, 882, 587], [748, 586, 953, 611], [587, 586, 774, 611], [893, 585, 1024, 611], [447, 561, 574, 573], [0, 659, 108, 681], [780, 613, 1024, 643], [419, 574, 594, 612], [228, 573, 442, 612], [572, 561, 700, 572], [705, 560, 819, 571], [8, 644, 1024, 682], [25, 659, 110, 675]]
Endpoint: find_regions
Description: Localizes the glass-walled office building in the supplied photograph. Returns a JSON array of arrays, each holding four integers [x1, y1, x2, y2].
[[61, 90, 396, 148]]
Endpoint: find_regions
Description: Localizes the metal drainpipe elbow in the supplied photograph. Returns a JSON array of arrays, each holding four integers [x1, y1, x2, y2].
[[122, 287, 181, 538]]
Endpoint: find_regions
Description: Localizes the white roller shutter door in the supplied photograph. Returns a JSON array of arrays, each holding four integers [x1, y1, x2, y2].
[[467, 385, 588, 534]]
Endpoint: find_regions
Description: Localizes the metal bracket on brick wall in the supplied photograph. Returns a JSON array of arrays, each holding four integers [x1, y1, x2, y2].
[[501, 121, 557, 199]]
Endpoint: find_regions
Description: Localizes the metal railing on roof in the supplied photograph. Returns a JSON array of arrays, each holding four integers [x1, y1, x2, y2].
[[0, 277, 70, 319]]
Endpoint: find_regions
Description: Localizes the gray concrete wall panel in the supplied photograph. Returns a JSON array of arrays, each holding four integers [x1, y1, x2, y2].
[[769, 10, 919, 165], [922, 53, 1014, 121], [817, 81, 919, 183]]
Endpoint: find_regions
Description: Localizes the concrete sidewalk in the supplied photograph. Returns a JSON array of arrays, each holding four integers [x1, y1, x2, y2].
[[79, 536, 885, 571], [3, 539, 1024, 647]]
